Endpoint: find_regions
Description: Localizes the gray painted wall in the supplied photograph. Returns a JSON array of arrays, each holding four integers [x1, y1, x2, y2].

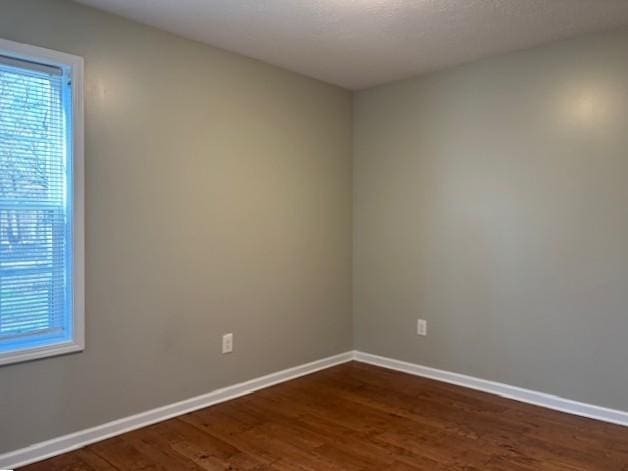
[[0, 0, 353, 453], [354, 27, 628, 412]]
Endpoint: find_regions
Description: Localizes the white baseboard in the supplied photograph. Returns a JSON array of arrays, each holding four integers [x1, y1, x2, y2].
[[6, 350, 627, 469], [354, 351, 628, 428], [0, 351, 353, 470]]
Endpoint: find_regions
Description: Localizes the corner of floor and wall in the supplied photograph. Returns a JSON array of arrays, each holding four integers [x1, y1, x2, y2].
[[3, 0, 628, 466]]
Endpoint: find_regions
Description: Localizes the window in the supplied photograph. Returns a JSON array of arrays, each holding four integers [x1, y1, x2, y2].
[[0, 39, 84, 366]]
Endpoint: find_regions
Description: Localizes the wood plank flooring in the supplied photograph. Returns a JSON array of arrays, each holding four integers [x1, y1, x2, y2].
[[20, 361, 628, 470]]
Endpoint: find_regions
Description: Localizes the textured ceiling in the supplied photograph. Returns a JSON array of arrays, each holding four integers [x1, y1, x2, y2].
[[73, 0, 628, 90]]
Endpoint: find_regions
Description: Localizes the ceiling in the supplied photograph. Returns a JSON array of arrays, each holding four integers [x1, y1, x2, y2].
[[73, 0, 628, 90]]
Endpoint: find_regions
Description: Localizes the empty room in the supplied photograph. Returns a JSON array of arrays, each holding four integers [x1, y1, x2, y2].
[[2, 0, 628, 469]]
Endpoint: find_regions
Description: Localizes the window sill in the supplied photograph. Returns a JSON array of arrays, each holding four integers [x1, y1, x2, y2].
[[0, 340, 84, 367]]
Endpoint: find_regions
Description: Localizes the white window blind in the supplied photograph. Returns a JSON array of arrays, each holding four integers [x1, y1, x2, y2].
[[0, 39, 84, 365]]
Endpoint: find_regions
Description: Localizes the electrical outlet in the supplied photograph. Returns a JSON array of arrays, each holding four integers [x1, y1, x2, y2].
[[417, 319, 427, 336], [222, 333, 233, 353]]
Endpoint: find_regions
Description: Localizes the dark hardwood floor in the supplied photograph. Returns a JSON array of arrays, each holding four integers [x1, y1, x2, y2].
[[21, 361, 628, 470]]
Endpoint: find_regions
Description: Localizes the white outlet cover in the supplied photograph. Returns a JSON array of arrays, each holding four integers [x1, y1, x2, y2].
[[222, 333, 233, 353], [417, 319, 427, 336]]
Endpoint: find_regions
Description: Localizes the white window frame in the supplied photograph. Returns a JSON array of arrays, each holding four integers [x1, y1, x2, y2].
[[0, 38, 84, 366]]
